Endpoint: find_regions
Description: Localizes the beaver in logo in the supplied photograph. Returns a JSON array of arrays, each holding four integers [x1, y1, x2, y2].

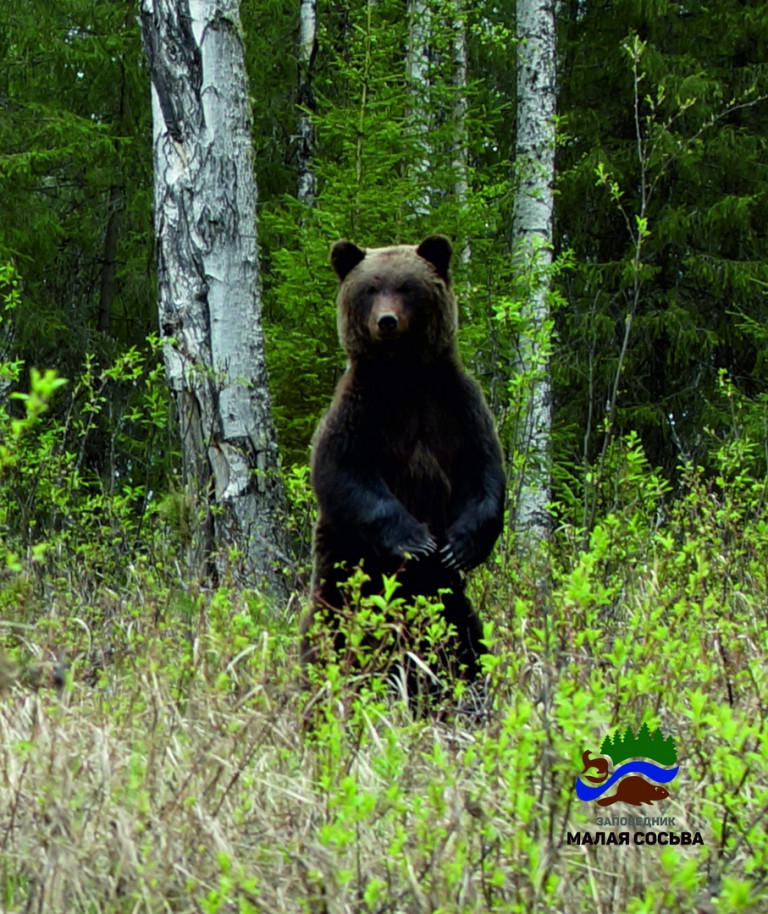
[[596, 776, 670, 808]]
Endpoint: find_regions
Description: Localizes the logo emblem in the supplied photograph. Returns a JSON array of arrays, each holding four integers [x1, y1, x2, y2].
[[576, 724, 679, 807]]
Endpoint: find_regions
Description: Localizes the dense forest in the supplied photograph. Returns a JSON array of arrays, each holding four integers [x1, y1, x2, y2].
[[5, 0, 768, 520], [2, 0, 768, 911]]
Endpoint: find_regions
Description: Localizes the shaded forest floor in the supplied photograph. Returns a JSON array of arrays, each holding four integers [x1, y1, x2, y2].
[[1, 458, 768, 913]]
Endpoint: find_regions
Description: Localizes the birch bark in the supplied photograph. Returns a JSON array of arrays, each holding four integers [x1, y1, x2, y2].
[[512, 0, 556, 544], [406, 0, 432, 216], [297, 0, 317, 206], [452, 5, 471, 269], [139, 0, 287, 596]]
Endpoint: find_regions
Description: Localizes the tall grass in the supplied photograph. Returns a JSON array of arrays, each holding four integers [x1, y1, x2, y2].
[[1, 358, 767, 912]]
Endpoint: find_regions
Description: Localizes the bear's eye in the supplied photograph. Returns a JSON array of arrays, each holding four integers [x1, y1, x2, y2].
[[365, 285, 377, 296], [398, 281, 414, 295]]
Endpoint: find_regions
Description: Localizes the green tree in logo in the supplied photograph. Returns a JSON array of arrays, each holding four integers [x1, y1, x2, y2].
[[599, 725, 677, 766], [651, 727, 677, 766], [599, 730, 618, 759]]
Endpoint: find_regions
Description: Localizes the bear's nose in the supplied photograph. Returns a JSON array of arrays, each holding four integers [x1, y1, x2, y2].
[[377, 313, 398, 333]]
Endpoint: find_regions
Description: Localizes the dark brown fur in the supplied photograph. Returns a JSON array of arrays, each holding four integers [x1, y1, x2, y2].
[[300, 236, 505, 685]]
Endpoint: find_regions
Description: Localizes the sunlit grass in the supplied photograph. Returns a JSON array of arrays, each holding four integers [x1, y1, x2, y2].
[[2, 459, 767, 914]]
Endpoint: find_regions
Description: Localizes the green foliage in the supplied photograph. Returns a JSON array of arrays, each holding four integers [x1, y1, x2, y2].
[[2, 418, 768, 909], [303, 565, 469, 719], [556, 0, 768, 493], [0, 0, 154, 369], [4, 3, 768, 908], [4, 0, 768, 519], [0, 323, 174, 587], [259, 0, 515, 463]]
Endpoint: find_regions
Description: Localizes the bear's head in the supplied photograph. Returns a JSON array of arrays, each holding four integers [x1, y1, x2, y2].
[[330, 235, 458, 362]]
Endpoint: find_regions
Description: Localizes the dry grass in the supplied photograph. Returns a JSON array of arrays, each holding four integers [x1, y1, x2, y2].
[[3, 455, 768, 914], [1, 543, 767, 914]]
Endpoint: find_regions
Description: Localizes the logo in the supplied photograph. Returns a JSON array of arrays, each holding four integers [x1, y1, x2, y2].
[[576, 723, 679, 808]]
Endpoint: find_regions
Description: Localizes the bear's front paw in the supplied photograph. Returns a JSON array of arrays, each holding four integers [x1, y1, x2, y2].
[[400, 532, 437, 560], [440, 531, 478, 572], [378, 518, 437, 562]]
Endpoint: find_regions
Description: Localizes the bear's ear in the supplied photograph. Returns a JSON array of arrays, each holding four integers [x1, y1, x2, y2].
[[416, 234, 453, 283], [330, 241, 366, 281]]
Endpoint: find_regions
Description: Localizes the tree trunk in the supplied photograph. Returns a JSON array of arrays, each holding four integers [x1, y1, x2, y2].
[[139, 0, 288, 598], [296, 0, 317, 206], [511, 0, 556, 544], [97, 182, 122, 335], [98, 32, 131, 337], [452, 5, 471, 269], [406, 0, 432, 216]]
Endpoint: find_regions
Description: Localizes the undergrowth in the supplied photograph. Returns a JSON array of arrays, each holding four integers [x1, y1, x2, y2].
[[1, 343, 767, 912]]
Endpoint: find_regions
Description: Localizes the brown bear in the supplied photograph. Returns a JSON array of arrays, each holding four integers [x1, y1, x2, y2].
[[300, 235, 505, 686]]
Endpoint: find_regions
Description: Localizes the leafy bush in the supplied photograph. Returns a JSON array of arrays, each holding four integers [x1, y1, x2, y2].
[[2, 410, 768, 911], [2, 226, 768, 911]]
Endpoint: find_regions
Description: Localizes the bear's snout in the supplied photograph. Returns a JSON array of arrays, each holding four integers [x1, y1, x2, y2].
[[369, 295, 408, 340], [376, 312, 399, 333]]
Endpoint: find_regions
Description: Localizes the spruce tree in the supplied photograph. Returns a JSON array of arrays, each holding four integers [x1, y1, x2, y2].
[[636, 722, 653, 756], [556, 0, 768, 497]]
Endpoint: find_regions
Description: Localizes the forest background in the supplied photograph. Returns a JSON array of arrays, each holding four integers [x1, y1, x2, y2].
[[1, 0, 768, 911]]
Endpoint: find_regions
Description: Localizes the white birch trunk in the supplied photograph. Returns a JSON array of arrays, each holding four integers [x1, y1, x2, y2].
[[139, 0, 287, 596], [297, 0, 317, 206], [452, 6, 471, 269], [512, 0, 556, 543], [406, 0, 432, 216]]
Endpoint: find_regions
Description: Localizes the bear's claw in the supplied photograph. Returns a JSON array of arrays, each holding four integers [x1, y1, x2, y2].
[[440, 544, 463, 570], [402, 536, 437, 560]]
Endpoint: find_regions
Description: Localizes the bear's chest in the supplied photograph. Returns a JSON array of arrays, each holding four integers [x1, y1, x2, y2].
[[374, 394, 459, 527], [377, 393, 458, 470]]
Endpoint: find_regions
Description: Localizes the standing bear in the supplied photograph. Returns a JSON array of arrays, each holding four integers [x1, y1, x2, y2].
[[300, 235, 505, 684]]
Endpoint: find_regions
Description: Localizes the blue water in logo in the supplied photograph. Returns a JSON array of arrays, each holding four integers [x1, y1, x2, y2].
[[576, 760, 680, 802]]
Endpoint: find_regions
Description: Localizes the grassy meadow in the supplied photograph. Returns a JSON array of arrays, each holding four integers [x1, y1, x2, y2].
[[2, 435, 768, 914]]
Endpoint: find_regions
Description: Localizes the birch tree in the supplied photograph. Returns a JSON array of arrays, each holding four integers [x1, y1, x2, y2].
[[511, 0, 556, 544], [139, 0, 287, 596], [406, 0, 432, 215], [452, 3, 471, 269], [296, 0, 317, 206]]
